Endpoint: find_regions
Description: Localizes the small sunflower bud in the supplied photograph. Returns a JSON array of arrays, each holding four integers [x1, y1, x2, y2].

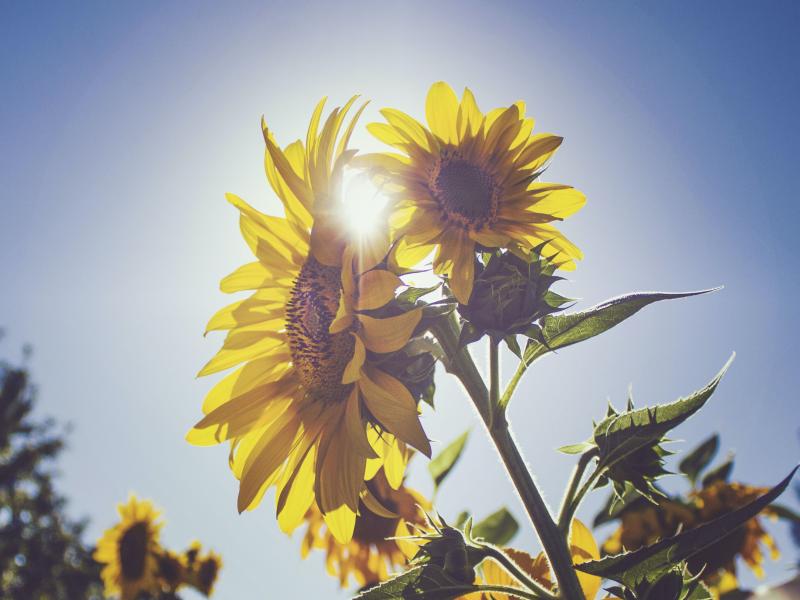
[[457, 249, 568, 343]]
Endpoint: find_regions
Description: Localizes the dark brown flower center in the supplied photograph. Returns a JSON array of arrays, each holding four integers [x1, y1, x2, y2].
[[429, 155, 498, 229], [119, 522, 148, 581], [286, 257, 354, 404]]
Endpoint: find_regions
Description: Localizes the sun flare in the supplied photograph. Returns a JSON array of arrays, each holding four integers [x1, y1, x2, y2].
[[341, 170, 389, 238]]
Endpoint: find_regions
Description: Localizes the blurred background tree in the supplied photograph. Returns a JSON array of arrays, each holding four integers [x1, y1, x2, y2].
[[0, 338, 104, 599]]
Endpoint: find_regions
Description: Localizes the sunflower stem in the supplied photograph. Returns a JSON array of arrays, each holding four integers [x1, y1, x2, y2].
[[556, 448, 599, 534], [558, 466, 604, 538], [500, 358, 528, 410], [432, 315, 583, 598]]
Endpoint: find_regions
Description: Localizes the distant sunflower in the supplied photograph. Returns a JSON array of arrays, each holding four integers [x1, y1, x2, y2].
[[189, 97, 431, 543], [300, 467, 429, 588], [156, 549, 186, 594], [602, 482, 779, 591], [94, 496, 162, 600], [184, 546, 223, 597], [361, 81, 585, 303]]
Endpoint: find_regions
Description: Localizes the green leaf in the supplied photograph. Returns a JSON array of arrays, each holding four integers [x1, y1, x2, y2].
[[558, 441, 595, 455], [700, 455, 734, 487], [593, 355, 734, 488], [354, 564, 478, 599], [397, 283, 442, 305], [679, 434, 719, 486], [504, 335, 522, 359], [471, 508, 519, 546], [576, 466, 799, 587], [522, 290, 717, 367], [428, 430, 470, 489]]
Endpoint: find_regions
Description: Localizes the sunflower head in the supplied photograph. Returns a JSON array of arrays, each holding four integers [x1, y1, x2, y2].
[[156, 549, 186, 593], [688, 481, 779, 583], [190, 95, 433, 545], [300, 467, 429, 588], [93, 495, 163, 600], [362, 81, 585, 303]]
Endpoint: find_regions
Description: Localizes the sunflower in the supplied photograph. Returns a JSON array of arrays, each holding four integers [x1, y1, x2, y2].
[[299, 467, 429, 588], [465, 520, 600, 600], [183, 544, 223, 597], [602, 482, 780, 592], [94, 495, 163, 600], [188, 96, 431, 544], [361, 81, 585, 304], [155, 549, 186, 594]]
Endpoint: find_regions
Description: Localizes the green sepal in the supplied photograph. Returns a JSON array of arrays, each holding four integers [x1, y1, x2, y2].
[[470, 508, 519, 546], [679, 434, 719, 486], [591, 355, 733, 501], [397, 283, 442, 306], [576, 466, 798, 587], [558, 441, 596, 455], [521, 289, 719, 367], [428, 430, 470, 490], [504, 335, 522, 359]]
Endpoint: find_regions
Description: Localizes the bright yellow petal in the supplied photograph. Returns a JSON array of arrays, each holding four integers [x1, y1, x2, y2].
[[342, 333, 366, 384], [358, 308, 421, 354], [237, 408, 300, 512], [570, 519, 601, 600], [356, 270, 401, 311], [425, 81, 459, 143], [359, 366, 430, 457], [323, 503, 357, 545]]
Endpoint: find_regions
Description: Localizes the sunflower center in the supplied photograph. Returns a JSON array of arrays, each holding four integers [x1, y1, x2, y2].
[[119, 521, 148, 581], [286, 257, 354, 404], [429, 156, 498, 229]]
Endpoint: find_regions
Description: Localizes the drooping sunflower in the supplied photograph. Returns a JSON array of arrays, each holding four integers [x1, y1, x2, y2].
[[602, 482, 779, 592], [188, 97, 431, 543], [94, 495, 163, 600], [183, 544, 223, 597], [361, 81, 585, 304], [299, 467, 429, 588]]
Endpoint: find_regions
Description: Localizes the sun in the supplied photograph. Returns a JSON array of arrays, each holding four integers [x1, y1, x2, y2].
[[341, 169, 389, 238]]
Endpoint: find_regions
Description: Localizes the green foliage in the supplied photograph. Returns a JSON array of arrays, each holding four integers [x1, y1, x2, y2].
[[521, 290, 716, 367], [470, 508, 518, 546], [428, 430, 470, 489], [457, 247, 570, 347], [589, 356, 733, 502], [577, 467, 798, 587], [679, 435, 719, 486], [604, 563, 712, 600], [355, 517, 489, 600], [0, 354, 103, 599]]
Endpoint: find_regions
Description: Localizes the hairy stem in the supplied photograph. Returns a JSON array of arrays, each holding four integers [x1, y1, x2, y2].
[[556, 448, 599, 534], [431, 313, 583, 599]]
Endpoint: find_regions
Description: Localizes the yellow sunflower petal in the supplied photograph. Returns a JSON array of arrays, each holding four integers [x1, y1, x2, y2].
[[237, 408, 301, 512], [425, 81, 459, 143], [357, 309, 421, 354], [342, 334, 366, 384], [323, 503, 357, 545], [356, 270, 402, 311], [345, 387, 378, 458], [359, 367, 430, 457], [569, 519, 601, 600]]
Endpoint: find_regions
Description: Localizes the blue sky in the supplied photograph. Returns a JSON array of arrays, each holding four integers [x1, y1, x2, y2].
[[2, 1, 799, 597]]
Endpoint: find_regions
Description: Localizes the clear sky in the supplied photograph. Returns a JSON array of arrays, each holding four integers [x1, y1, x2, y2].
[[2, 1, 799, 598]]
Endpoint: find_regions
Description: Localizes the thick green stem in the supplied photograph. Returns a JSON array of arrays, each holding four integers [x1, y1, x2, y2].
[[431, 315, 584, 599], [488, 419, 584, 600], [556, 449, 599, 533], [470, 584, 544, 600]]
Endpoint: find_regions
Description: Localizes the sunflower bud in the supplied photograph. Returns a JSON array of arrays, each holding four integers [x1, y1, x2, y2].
[[457, 249, 569, 345]]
